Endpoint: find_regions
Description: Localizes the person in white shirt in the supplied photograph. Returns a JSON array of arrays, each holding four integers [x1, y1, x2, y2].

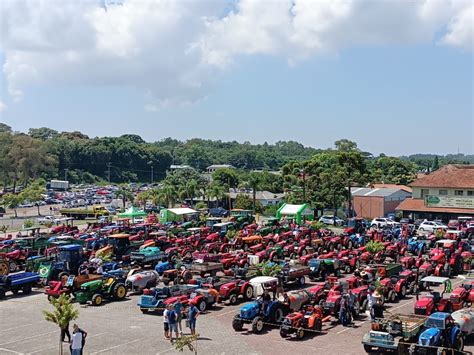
[[70, 324, 83, 355], [163, 308, 170, 339]]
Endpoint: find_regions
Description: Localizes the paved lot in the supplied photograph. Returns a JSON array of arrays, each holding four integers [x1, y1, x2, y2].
[[1, 276, 473, 355]]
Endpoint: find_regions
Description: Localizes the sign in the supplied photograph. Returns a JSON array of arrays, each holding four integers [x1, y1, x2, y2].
[[425, 195, 474, 209]]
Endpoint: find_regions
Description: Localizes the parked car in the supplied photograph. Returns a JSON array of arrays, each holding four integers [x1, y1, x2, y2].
[[418, 221, 448, 233], [319, 215, 344, 226], [370, 218, 398, 228], [209, 207, 229, 218], [36, 215, 59, 225]]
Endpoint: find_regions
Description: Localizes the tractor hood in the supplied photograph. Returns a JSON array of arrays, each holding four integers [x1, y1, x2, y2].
[[415, 297, 433, 309], [80, 279, 103, 290], [431, 253, 445, 263], [240, 302, 259, 319], [418, 328, 440, 346]]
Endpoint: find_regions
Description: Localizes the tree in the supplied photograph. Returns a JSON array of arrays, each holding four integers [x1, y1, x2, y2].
[[432, 156, 440, 171], [1, 193, 23, 218], [212, 168, 239, 188], [208, 183, 226, 207], [21, 181, 46, 215], [246, 172, 262, 213], [28, 127, 59, 141], [43, 294, 79, 355], [234, 194, 263, 213], [0, 123, 12, 133], [115, 187, 133, 209]]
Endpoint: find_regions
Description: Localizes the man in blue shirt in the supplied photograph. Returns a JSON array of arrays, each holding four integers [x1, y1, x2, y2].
[[187, 304, 200, 336], [167, 304, 178, 342], [174, 301, 183, 336]]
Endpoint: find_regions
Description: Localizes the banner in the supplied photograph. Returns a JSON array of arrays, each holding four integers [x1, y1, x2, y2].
[[425, 195, 474, 209]]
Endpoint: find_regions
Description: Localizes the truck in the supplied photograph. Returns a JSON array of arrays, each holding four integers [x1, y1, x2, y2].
[[59, 206, 109, 220], [0, 271, 40, 299], [361, 313, 426, 353], [48, 179, 69, 191]]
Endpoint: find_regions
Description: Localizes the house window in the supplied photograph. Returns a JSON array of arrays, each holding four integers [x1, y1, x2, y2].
[[468, 191, 474, 196], [439, 190, 448, 196], [421, 189, 429, 198], [455, 190, 464, 196]]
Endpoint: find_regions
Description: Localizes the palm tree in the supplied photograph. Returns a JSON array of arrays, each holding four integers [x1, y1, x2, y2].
[[158, 183, 177, 208], [246, 172, 261, 213], [185, 179, 198, 207], [43, 294, 79, 355], [115, 188, 133, 209], [208, 183, 225, 207]]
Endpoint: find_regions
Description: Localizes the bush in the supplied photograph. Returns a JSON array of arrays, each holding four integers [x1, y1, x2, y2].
[[310, 221, 325, 230], [195, 201, 207, 210], [23, 219, 34, 229], [365, 240, 384, 255]]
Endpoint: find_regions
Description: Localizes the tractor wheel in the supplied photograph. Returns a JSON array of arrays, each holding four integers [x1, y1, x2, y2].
[[296, 327, 305, 340], [290, 253, 297, 260], [267, 241, 274, 247], [337, 244, 343, 251], [347, 241, 353, 250], [329, 243, 334, 251], [298, 276, 306, 287], [314, 318, 322, 332], [279, 328, 288, 338], [301, 249, 307, 256], [113, 283, 127, 300], [9, 261, 19, 273], [317, 247, 323, 255], [363, 345, 373, 353], [141, 308, 149, 314], [400, 285, 407, 298], [388, 291, 396, 303], [345, 265, 351, 274], [183, 251, 192, 259], [11, 288, 19, 295], [182, 270, 193, 284], [454, 333, 464, 351], [197, 299, 207, 312], [361, 299, 368, 311], [92, 294, 103, 306], [229, 293, 238, 305], [47, 295, 54, 302], [244, 286, 254, 300], [0, 289, 5, 299], [318, 299, 326, 307], [271, 306, 284, 324], [252, 317, 264, 333], [353, 301, 361, 318], [22, 284, 32, 295], [232, 317, 243, 331], [0, 261, 9, 276]]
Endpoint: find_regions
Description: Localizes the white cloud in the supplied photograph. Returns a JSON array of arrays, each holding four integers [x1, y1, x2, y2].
[[0, 0, 472, 105]]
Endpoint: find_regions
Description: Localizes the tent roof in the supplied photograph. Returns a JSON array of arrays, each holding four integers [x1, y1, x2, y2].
[[167, 207, 198, 215], [118, 206, 147, 218], [278, 203, 311, 216]]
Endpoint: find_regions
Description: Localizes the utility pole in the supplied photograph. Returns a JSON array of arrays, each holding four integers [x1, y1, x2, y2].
[[300, 168, 306, 202], [228, 177, 232, 210], [107, 162, 112, 183], [64, 169, 68, 181], [151, 165, 154, 184]]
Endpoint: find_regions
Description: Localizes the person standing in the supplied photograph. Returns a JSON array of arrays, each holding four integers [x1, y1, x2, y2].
[[167, 305, 178, 342], [163, 306, 170, 339], [339, 294, 348, 326], [367, 290, 376, 322], [61, 322, 71, 343], [70, 324, 85, 355], [174, 301, 183, 336], [187, 304, 200, 336]]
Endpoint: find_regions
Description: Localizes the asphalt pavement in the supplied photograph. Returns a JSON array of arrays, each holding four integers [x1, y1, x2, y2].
[[1, 276, 473, 355]]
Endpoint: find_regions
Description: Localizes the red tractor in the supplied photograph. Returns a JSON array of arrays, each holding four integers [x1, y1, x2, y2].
[[394, 269, 418, 298], [280, 305, 324, 339], [414, 276, 454, 316], [337, 250, 360, 274]]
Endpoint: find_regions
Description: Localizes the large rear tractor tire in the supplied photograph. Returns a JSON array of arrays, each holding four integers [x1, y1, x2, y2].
[[113, 283, 127, 300]]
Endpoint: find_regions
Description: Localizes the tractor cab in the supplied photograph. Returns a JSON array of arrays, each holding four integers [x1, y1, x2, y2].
[[414, 276, 452, 316]]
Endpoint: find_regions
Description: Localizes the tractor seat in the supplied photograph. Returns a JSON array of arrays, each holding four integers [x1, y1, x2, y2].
[[463, 284, 473, 291], [432, 291, 441, 303]]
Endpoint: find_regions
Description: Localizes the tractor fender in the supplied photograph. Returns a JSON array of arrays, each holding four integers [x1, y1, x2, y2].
[[450, 326, 461, 347], [239, 282, 250, 295], [395, 280, 403, 293], [434, 264, 443, 276]]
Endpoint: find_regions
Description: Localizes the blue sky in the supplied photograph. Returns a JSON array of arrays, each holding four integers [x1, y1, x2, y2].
[[0, 0, 472, 156]]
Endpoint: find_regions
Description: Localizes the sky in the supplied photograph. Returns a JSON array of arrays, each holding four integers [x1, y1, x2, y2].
[[0, 0, 473, 156]]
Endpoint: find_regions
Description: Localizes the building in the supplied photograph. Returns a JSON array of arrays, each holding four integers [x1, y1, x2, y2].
[[396, 164, 474, 221], [351, 187, 412, 219], [169, 164, 194, 171], [229, 190, 285, 207], [206, 164, 235, 174]]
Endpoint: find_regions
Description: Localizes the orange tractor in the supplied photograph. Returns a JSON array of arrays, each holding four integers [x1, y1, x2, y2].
[[280, 305, 325, 339]]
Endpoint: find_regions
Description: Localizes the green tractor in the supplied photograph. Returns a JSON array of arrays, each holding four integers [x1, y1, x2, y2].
[[74, 276, 127, 306]]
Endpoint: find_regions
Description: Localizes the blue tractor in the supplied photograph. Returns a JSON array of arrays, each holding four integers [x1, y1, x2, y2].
[[232, 298, 289, 333], [347, 234, 366, 248], [418, 312, 464, 352], [407, 237, 427, 256]]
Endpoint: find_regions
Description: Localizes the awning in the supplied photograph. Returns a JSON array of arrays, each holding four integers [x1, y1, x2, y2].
[[396, 198, 474, 215], [118, 206, 147, 218], [167, 208, 198, 215]]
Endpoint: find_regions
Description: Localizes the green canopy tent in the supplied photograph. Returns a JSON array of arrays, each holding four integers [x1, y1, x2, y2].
[[276, 203, 313, 225], [118, 206, 147, 219]]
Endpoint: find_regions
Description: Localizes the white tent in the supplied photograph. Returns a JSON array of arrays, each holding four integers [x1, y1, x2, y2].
[[167, 208, 198, 215]]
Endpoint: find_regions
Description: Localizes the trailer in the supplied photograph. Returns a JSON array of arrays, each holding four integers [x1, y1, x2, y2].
[[279, 264, 310, 286], [362, 313, 426, 353], [191, 262, 223, 277], [0, 271, 40, 299]]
